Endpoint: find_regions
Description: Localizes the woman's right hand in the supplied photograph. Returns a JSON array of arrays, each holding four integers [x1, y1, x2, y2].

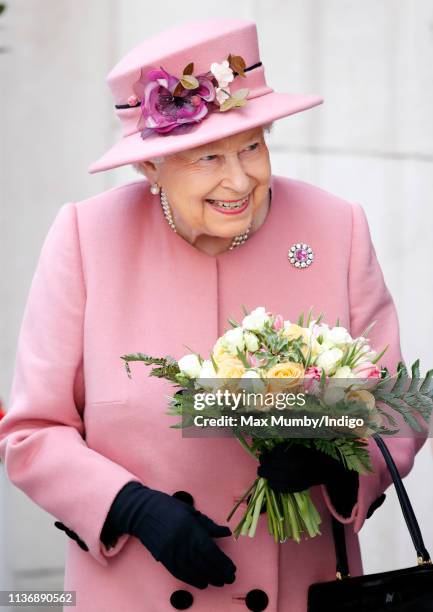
[[101, 481, 237, 589]]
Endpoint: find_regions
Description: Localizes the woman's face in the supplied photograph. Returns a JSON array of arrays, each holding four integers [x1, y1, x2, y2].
[[141, 126, 272, 247]]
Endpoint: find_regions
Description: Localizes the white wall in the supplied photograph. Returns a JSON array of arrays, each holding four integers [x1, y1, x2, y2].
[[1, 0, 433, 603]]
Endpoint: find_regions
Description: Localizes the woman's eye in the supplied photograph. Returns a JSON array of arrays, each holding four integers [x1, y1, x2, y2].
[[245, 142, 260, 152], [199, 143, 259, 162]]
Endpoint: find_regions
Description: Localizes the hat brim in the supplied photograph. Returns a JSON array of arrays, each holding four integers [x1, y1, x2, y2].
[[88, 92, 323, 174]]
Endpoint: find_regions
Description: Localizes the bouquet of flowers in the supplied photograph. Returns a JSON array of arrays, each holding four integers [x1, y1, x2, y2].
[[121, 307, 432, 543]]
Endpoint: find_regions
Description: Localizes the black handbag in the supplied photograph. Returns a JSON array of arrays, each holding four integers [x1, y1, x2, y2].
[[308, 433, 433, 611]]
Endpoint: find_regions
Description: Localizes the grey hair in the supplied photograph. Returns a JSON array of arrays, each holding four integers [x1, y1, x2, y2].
[[131, 156, 165, 174], [132, 121, 274, 176], [262, 120, 274, 141], [132, 156, 166, 176]]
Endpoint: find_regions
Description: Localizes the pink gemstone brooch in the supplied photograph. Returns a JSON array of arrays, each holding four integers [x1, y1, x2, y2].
[[288, 243, 314, 268]]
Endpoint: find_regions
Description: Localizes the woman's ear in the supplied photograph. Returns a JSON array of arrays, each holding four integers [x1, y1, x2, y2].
[[139, 160, 159, 184]]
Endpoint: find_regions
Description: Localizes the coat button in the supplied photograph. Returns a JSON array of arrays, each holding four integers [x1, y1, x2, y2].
[[170, 589, 194, 609], [74, 537, 89, 552], [366, 493, 386, 519], [53, 522, 89, 552], [54, 521, 67, 533], [245, 589, 269, 611], [172, 491, 194, 506]]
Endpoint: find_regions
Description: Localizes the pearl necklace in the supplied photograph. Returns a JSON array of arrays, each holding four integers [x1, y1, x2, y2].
[[160, 189, 251, 250]]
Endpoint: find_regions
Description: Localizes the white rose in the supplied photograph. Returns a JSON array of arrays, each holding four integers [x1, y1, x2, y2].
[[244, 331, 259, 352], [224, 327, 245, 355], [323, 386, 346, 405], [178, 354, 202, 379], [242, 307, 269, 332], [239, 370, 267, 393], [313, 323, 330, 343], [308, 319, 324, 333], [333, 365, 353, 377], [198, 359, 219, 391], [315, 339, 335, 354], [316, 347, 344, 375], [212, 336, 225, 353], [210, 60, 234, 88], [199, 359, 217, 377], [331, 365, 355, 388], [356, 343, 377, 362], [326, 326, 353, 347]]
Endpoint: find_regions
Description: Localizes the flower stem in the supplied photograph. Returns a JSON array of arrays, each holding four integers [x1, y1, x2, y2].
[[226, 479, 257, 522], [228, 480, 323, 543], [248, 478, 267, 538]]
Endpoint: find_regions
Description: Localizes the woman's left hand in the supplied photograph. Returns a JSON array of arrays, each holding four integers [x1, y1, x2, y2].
[[257, 443, 359, 518]]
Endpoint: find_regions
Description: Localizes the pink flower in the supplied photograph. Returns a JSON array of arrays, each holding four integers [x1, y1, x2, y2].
[[303, 366, 323, 394], [247, 353, 260, 367], [133, 67, 216, 137], [304, 366, 323, 380], [273, 314, 284, 331], [247, 352, 268, 368], [352, 362, 381, 379], [352, 362, 381, 389], [310, 323, 323, 340]]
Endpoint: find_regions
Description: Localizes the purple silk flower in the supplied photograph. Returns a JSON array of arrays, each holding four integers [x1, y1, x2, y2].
[[133, 67, 217, 138]]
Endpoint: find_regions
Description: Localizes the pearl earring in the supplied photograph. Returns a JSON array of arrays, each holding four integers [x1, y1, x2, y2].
[[150, 183, 160, 195]]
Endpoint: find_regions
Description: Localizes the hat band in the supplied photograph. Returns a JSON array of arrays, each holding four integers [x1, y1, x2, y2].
[[115, 61, 273, 138], [114, 61, 263, 110]]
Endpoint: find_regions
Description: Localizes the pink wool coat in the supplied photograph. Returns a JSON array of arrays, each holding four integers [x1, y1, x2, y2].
[[0, 174, 424, 611]]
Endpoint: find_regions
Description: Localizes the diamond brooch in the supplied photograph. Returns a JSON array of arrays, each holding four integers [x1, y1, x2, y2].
[[288, 243, 314, 268]]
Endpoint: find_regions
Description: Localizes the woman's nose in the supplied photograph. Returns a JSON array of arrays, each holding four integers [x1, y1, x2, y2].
[[220, 155, 250, 194]]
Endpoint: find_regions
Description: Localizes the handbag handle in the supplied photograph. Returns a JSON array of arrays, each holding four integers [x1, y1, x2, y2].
[[332, 433, 432, 579]]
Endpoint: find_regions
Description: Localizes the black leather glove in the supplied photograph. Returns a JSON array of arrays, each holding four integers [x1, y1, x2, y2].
[[257, 443, 359, 518], [100, 481, 236, 589]]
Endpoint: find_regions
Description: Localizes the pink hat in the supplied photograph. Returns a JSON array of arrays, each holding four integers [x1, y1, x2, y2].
[[88, 18, 323, 174]]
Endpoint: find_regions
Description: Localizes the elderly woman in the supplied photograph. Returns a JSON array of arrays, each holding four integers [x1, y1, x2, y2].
[[0, 18, 423, 612]]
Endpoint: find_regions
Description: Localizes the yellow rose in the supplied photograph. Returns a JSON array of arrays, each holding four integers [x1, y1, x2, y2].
[[282, 323, 305, 340], [217, 357, 246, 393], [266, 361, 305, 393], [212, 339, 231, 365], [217, 357, 246, 379], [282, 324, 318, 358]]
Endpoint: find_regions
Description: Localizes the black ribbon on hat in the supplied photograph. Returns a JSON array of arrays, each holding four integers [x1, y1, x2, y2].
[[115, 61, 263, 109]]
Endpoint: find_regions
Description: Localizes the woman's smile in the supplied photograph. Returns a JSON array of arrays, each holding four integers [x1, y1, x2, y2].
[[205, 194, 251, 215]]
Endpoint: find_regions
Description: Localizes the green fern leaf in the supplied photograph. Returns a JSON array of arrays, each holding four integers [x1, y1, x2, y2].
[[375, 392, 422, 432], [420, 369, 433, 395], [408, 359, 421, 393], [390, 363, 409, 395]]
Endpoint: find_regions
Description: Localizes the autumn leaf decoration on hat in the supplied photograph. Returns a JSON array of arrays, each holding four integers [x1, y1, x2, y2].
[[130, 53, 250, 138]]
